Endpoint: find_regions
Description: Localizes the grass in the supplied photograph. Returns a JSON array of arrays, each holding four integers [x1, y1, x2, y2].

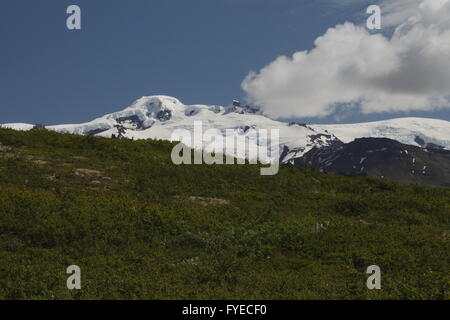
[[0, 128, 449, 300]]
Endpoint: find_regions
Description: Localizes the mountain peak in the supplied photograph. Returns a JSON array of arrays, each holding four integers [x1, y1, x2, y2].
[[130, 95, 184, 113]]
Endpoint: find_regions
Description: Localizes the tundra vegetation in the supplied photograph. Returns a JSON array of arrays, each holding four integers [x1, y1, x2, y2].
[[0, 128, 448, 299]]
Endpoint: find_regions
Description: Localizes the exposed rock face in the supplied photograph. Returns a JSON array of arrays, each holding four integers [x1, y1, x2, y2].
[[294, 137, 450, 187]]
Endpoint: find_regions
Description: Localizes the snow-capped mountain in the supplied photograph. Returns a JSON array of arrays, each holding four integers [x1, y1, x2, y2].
[[2, 95, 450, 164], [1, 96, 341, 163]]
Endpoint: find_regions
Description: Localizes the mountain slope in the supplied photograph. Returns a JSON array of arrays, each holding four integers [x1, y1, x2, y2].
[[295, 137, 450, 187]]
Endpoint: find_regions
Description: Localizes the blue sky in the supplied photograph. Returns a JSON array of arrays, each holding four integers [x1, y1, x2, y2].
[[1, 0, 450, 125]]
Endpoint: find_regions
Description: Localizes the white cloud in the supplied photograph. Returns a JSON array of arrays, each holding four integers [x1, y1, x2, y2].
[[242, 0, 450, 119]]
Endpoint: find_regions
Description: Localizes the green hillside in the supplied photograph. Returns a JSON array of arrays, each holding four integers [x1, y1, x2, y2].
[[0, 128, 449, 300]]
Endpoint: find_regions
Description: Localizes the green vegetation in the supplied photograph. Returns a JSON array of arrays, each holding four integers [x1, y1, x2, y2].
[[0, 128, 449, 300]]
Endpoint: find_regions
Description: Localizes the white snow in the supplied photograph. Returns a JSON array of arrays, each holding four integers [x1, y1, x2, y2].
[[1, 123, 34, 131], [311, 118, 450, 150]]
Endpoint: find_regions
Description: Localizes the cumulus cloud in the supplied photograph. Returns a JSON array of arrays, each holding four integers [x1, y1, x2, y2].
[[242, 0, 450, 119]]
